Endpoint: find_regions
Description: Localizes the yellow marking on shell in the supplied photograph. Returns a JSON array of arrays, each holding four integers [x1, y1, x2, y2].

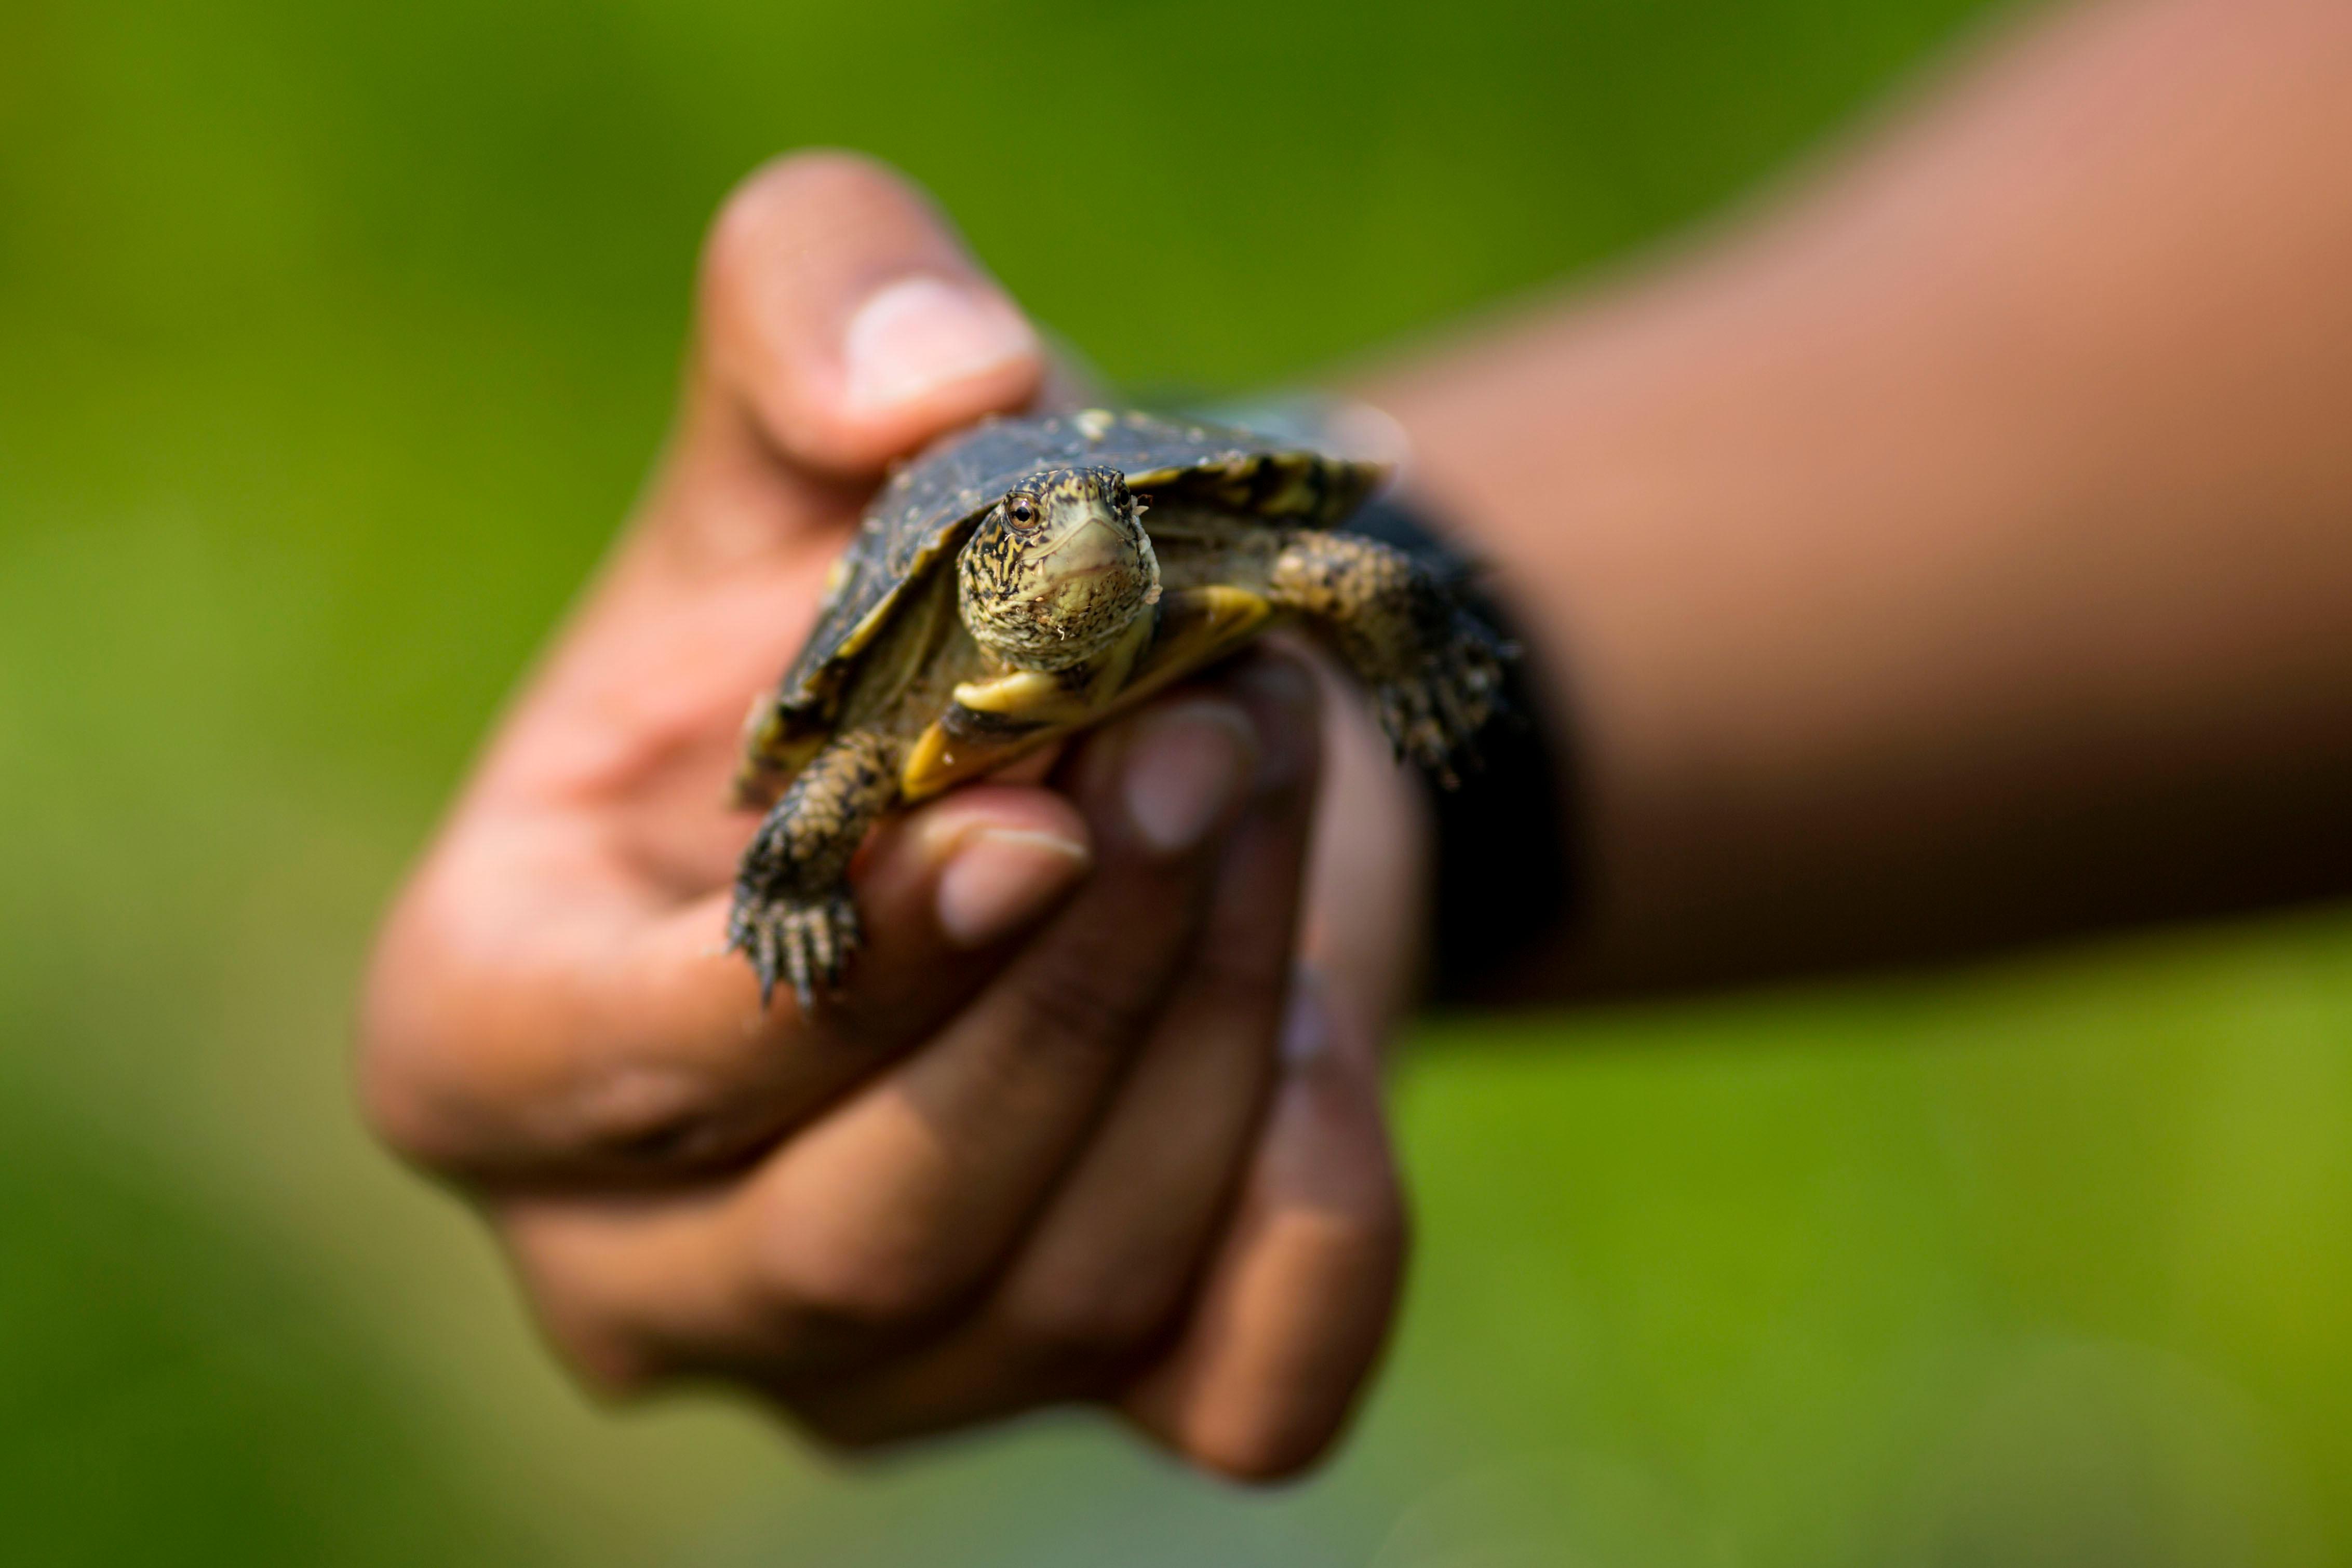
[[1260, 455, 1322, 515], [821, 553, 853, 600], [729, 692, 785, 807], [825, 511, 972, 669], [731, 695, 829, 808], [834, 597, 896, 660]]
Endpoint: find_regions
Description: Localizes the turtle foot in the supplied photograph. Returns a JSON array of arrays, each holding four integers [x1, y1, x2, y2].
[[727, 885, 862, 1014], [1375, 609, 1516, 789]]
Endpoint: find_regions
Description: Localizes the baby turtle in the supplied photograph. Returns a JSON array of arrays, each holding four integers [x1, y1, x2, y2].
[[729, 409, 1512, 1010]]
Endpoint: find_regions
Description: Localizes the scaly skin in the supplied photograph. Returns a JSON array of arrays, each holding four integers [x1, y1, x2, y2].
[[729, 729, 906, 1011], [956, 466, 1159, 671], [1266, 530, 1513, 788]]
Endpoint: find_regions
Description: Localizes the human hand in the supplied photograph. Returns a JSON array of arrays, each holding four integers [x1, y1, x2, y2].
[[358, 153, 1423, 1478]]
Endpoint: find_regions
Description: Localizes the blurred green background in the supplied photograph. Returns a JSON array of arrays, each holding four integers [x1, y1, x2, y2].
[[6, 0, 2351, 1561]]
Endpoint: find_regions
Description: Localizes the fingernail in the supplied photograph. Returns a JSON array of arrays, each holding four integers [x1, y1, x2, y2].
[[935, 827, 1090, 948], [1280, 966, 1332, 1067], [1122, 701, 1255, 854], [842, 276, 1037, 415]]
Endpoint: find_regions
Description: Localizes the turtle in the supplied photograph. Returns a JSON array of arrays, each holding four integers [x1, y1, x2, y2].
[[728, 408, 1513, 1010]]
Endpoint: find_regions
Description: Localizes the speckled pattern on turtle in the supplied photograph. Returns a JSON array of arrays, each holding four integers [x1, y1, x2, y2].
[[728, 408, 1514, 1010]]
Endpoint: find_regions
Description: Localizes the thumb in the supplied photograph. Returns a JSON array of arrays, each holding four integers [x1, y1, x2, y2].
[[694, 151, 1043, 476]]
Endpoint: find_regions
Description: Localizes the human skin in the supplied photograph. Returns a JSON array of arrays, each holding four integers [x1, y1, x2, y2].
[[1370, 0, 2352, 997], [362, 0, 2352, 1481], [360, 157, 1420, 1479]]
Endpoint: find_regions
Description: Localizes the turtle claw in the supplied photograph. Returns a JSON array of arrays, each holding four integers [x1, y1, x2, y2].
[[729, 887, 862, 1013], [727, 730, 901, 1010], [1375, 611, 1515, 789]]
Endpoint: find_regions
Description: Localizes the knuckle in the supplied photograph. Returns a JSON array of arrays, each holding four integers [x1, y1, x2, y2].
[[352, 1027, 444, 1167], [1185, 946, 1291, 1028], [353, 960, 473, 1170], [998, 1278, 1172, 1371], [782, 1388, 911, 1453], [559, 1068, 747, 1172], [1015, 962, 1163, 1059], [1191, 1415, 1337, 1485], [353, 874, 535, 1174], [791, 1409, 887, 1453], [754, 1238, 964, 1334], [501, 1223, 680, 1398], [357, 874, 774, 1179], [533, 1304, 673, 1402], [357, 984, 737, 1179], [1329, 1158, 1414, 1281]]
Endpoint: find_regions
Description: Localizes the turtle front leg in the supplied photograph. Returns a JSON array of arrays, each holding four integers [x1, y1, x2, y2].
[[728, 729, 904, 1011], [1269, 531, 1514, 787]]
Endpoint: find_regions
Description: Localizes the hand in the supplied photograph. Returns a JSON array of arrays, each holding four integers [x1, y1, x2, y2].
[[357, 153, 1426, 1479]]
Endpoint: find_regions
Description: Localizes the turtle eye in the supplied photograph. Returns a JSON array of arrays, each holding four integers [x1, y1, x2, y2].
[[1004, 497, 1040, 530]]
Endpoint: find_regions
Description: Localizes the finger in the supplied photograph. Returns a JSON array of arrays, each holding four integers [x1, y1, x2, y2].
[[360, 779, 1093, 1182], [492, 688, 1264, 1378], [1292, 636, 1434, 1035], [1118, 972, 1408, 1482], [780, 655, 1325, 1443], [692, 150, 1042, 479]]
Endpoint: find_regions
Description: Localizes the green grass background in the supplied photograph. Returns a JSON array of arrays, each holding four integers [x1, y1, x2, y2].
[[6, 0, 2351, 1561]]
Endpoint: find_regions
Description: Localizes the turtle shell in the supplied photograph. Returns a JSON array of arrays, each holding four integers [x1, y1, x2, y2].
[[768, 409, 1386, 738]]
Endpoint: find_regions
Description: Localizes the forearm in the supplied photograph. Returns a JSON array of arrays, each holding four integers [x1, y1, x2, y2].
[[1368, 0, 2352, 995]]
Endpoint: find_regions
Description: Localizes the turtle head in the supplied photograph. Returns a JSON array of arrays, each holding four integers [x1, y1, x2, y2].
[[957, 465, 1161, 671]]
